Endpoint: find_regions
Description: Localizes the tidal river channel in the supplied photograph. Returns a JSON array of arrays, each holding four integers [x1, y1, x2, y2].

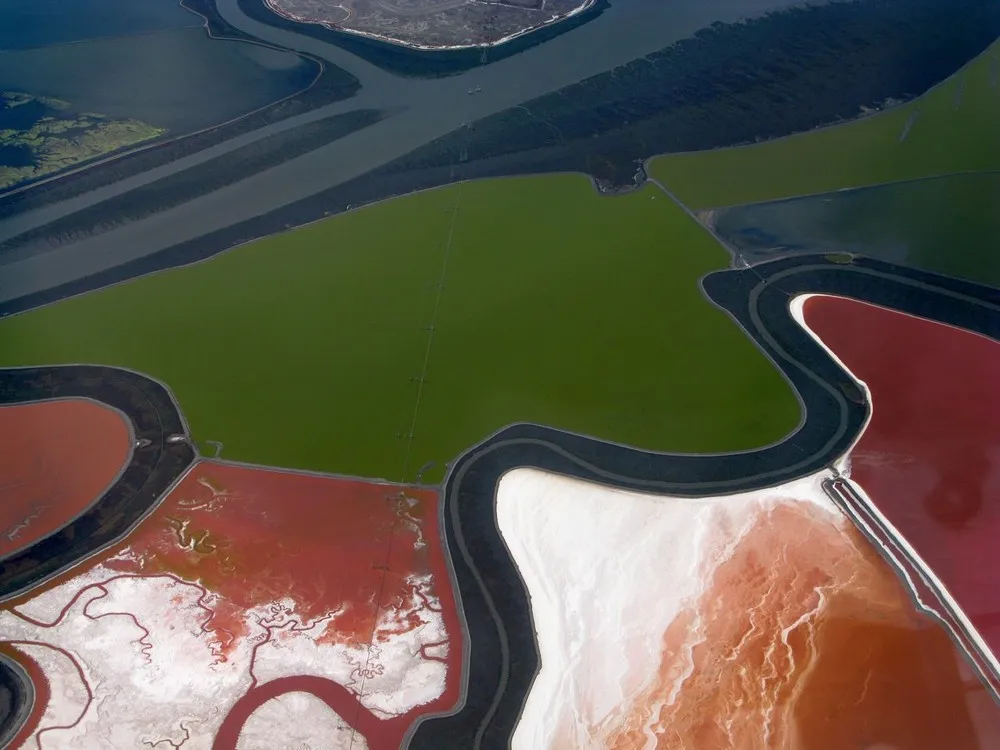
[[0, 0, 805, 305]]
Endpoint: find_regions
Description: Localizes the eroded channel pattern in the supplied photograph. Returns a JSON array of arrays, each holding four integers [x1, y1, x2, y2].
[[0, 461, 462, 748]]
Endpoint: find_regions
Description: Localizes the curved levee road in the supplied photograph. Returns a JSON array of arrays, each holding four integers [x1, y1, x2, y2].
[[410, 254, 1000, 748], [0, 652, 33, 749], [0, 366, 196, 602], [0, 0, 807, 308], [0, 366, 195, 743], [0, 259, 996, 746]]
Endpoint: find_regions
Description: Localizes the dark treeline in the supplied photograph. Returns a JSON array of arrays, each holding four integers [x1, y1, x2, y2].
[[0, 109, 384, 262], [385, 0, 1000, 183], [0, 1, 360, 217], [236, 0, 609, 78]]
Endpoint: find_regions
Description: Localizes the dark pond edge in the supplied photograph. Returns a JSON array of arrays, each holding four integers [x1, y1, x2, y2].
[[0, 366, 196, 601], [0, 365, 195, 740], [406, 254, 1000, 748]]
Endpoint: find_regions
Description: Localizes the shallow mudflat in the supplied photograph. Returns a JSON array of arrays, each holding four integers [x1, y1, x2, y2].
[[0, 0, 196, 51], [0, 28, 314, 136]]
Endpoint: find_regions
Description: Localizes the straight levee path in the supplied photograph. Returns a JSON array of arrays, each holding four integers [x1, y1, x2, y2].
[[400, 198, 461, 484], [352, 198, 466, 750]]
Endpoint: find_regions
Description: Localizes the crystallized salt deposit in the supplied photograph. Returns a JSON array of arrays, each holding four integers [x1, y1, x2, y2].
[[496, 467, 841, 748]]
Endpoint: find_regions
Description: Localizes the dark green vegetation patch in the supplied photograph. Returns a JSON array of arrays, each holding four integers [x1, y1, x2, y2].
[[387, 0, 1000, 186], [711, 172, 1000, 288], [0, 175, 799, 482], [0, 92, 163, 192]]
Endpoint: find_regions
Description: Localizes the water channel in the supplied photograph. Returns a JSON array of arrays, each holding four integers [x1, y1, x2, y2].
[[0, 0, 809, 305]]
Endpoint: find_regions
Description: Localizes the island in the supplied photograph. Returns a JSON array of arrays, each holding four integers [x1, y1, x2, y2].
[[263, 0, 594, 49], [0, 92, 163, 193]]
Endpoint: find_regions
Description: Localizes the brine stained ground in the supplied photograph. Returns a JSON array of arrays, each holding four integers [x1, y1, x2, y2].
[[651, 39, 1000, 209], [0, 174, 798, 483]]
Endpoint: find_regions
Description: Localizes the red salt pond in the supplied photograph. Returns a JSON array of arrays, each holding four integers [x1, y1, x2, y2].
[[1, 460, 462, 749], [803, 295, 1000, 655], [149, 463, 464, 750], [0, 400, 131, 559]]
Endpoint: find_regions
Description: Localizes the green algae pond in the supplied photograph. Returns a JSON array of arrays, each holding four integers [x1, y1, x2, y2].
[[0, 173, 800, 482]]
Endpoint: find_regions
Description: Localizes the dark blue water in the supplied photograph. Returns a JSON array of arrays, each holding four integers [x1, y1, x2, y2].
[[0, 144, 33, 167], [0, 0, 195, 51], [0, 97, 50, 129], [0, 0, 315, 135]]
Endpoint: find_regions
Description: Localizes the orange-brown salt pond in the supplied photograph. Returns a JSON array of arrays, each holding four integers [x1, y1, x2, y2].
[[0, 400, 131, 559], [603, 501, 1000, 750], [501, 460, 1000, 749]]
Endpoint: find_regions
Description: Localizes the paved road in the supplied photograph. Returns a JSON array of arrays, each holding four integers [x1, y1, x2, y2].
[[0, 0, 807, 306]]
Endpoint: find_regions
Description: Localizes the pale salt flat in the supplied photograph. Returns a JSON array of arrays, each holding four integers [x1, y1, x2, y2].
[[495, 466, 841, 749], [496, 294, 996, 747], [12, 563, 120, 624], [1, 565, 449, 747], [0, 575, 255, 749], [236, 691, 367, 750], [11, 643, 89, 746], [250, 576, 449, 716]]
